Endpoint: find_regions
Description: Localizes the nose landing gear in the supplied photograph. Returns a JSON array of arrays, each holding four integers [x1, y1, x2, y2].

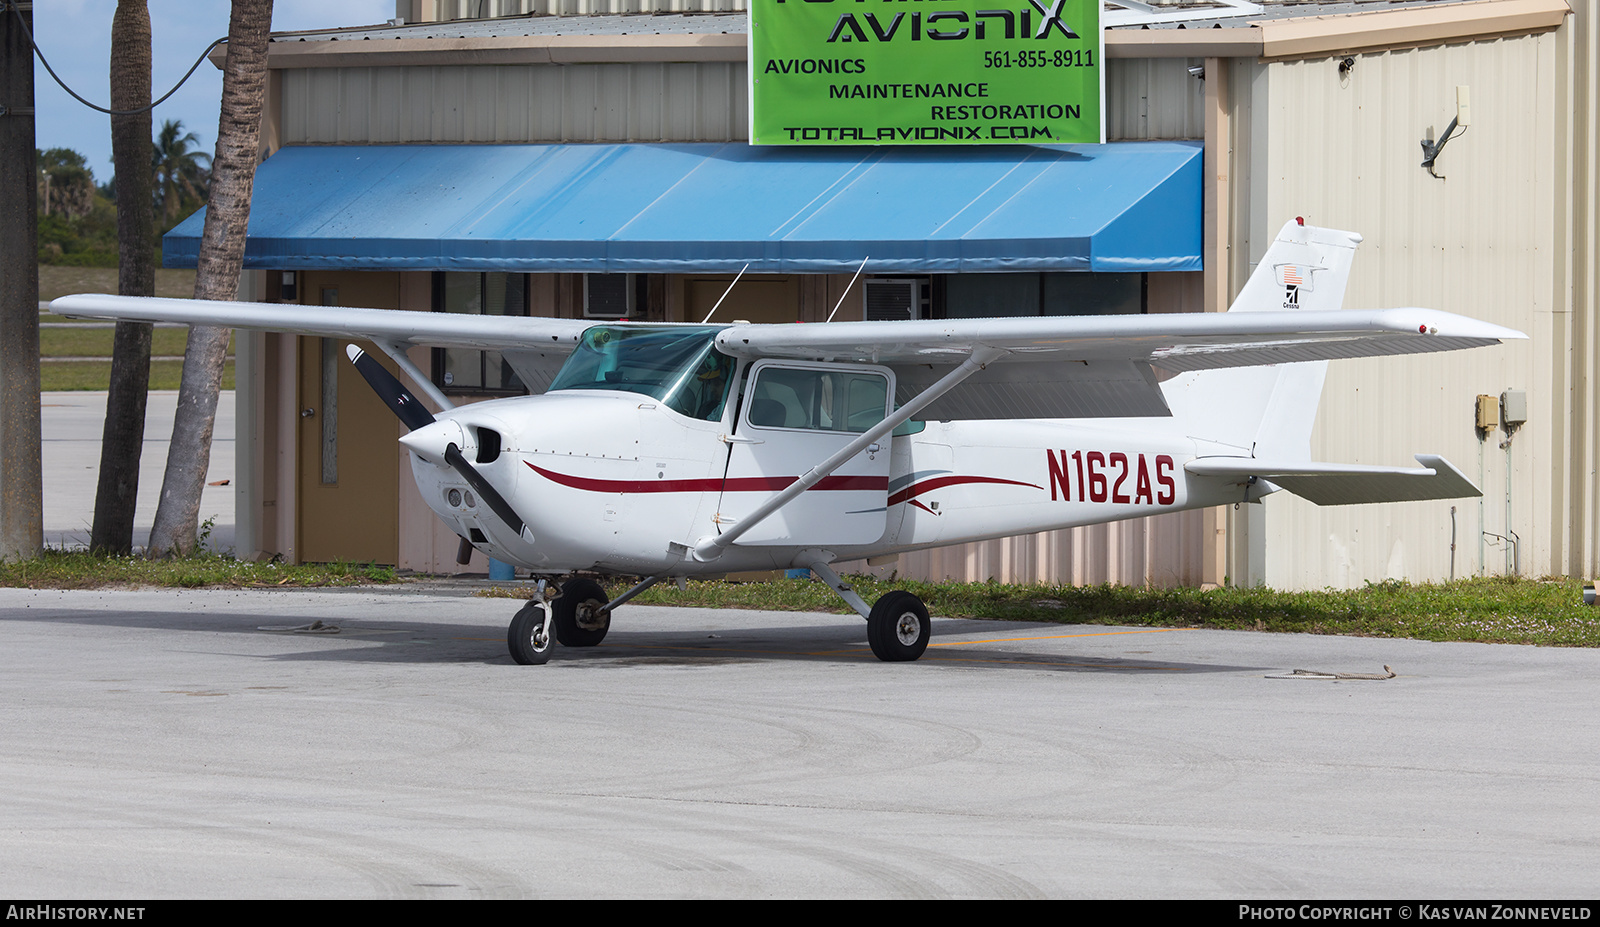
[[507, 597, 555, 665]]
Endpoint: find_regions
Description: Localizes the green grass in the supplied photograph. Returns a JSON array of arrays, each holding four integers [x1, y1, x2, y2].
[[39, 359, 234, 391], [40, 326, 200, 357], [0, 549, 399, 590], [479, 574, 1600, 648], [37, 265, 238, 391], [38, 264, 197, 302], [8, 549, 1594, 647]]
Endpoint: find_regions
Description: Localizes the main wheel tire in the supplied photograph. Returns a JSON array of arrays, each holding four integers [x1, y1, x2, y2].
[[867, 591, 930, 662], [554, 578, 610, 647], [507, 602, 553, 665]]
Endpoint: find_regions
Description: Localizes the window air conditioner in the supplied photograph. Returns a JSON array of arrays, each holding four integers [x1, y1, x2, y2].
[[584, 274, 635, 318], [862, 278, 926, 321]]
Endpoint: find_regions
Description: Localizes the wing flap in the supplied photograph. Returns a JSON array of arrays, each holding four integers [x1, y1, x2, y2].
[[890, 359, 1170, 419], [1186, 454, 1481, 505]]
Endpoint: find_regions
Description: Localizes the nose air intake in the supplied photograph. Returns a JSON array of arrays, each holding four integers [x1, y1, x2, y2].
[[346, 344, 529, 541]]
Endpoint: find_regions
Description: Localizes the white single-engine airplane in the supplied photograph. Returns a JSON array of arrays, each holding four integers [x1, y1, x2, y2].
[[54, 220, 1525, 665]]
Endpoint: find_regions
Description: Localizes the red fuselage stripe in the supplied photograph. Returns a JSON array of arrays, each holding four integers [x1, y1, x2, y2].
[[528, 463, 887, 494], [886, 474, 1041, 506]]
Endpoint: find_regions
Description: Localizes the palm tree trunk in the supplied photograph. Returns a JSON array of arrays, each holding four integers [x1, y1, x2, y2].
[[147, 0, 273, 557], [91, 0, 155, 554]]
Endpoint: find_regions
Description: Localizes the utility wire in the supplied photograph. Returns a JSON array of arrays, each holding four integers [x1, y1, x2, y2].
[[4, 0, 227, 117]]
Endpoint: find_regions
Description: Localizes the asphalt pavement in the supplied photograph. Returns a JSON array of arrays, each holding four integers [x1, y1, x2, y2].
[[1, 586, 1596, 899], [40, 390, 234, 552]]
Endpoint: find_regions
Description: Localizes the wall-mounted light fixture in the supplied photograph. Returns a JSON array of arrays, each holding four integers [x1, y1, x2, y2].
[[1186, 64, 1205, 80], [1420, 85, 1471, 180], [1338, 57, 1356, 78]]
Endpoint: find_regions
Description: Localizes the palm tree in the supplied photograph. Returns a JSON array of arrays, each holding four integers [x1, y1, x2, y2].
[[36, 147, 96, 218], [91, 0, 155, 555], [152, 118, 210, 229], [147, 0, 272, 557]]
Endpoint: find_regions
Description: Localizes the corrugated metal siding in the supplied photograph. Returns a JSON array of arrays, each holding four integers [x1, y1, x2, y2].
[[1105, 57, 1207, 141], [281, 63, 748, 143], [1553, 0, 1598, 580], [1248, 35, 1554, 588], [422, 0, 746, 18], [887, 509, 1208, 588], [282, 57, 1193, 146]]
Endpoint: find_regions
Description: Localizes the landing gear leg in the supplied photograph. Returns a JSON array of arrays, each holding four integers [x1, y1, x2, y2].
[[798, 552, 931, 663]]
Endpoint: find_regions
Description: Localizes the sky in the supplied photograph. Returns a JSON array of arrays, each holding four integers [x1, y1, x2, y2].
[[31, 1, 394, 181]]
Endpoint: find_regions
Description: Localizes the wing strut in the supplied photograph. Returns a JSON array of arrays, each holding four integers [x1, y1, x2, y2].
[[692, 346, 1008, 562], [372, 340, 454, 413]]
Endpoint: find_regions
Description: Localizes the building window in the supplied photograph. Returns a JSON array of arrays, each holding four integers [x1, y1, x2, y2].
[[432, 271, 529, 393], [942, 272, 1145, 318]]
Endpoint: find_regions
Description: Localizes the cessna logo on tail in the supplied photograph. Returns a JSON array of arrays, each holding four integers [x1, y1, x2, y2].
[[820, 0, 1079, 42], [1275, 262, 1321, 309]]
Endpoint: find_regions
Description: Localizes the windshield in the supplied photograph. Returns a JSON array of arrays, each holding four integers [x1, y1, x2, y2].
[[548, 326, 736, 421]]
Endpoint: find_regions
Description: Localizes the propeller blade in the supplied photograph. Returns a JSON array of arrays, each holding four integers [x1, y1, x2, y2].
[[346, 344, 436, 432], [444, 443, 528, 540]]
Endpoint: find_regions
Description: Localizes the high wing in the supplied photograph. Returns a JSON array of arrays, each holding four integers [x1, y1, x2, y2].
[[52, 295, 1523, 420], [50, 293, 594, 348], [716, 309, 1521, 369], [50, 293, 595, 395], [716, 310, 1524, 419]]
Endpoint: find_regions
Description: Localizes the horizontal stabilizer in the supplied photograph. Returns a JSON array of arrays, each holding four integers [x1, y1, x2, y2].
[[1185, 454, 1480, 506]]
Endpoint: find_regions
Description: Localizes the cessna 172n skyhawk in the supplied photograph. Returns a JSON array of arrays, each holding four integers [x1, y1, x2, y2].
[[53, 220, 1524, 665]]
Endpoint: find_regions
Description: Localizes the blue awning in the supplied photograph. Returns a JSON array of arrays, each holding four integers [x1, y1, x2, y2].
[[164, 141, 1202, 274]]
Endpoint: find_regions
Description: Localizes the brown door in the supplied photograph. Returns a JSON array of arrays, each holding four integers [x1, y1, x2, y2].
[[686, 276, 800, 324], [295, 274, 402, 564]]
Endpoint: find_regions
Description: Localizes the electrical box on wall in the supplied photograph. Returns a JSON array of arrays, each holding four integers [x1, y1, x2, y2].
[[1476, 394, 1498, 431], [1501, 389, 1528, 427]]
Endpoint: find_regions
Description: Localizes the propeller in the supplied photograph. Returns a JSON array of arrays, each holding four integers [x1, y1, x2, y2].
[[346, 345, 531, 542], [346, 344, 436, 431]]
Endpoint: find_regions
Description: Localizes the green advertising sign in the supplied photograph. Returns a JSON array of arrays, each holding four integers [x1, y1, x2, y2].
[[749, 0, 1103, 146]]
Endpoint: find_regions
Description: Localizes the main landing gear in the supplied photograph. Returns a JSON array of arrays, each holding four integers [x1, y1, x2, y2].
[[801, 555, 932, 663], [552, 578, 610, 648], [866, 590, 931, 662]]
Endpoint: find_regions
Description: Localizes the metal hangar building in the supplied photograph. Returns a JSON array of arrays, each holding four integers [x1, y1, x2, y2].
[[164, 0, 1591, 590]]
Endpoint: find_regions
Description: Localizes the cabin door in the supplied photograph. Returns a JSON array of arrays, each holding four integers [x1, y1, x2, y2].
[[717, 361, 892, 547]]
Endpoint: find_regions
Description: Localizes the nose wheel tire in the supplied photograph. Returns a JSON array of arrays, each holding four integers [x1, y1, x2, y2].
[[508, 602, 554, 665], [867, 591, 930, 662], [554, 578, 610, 647]]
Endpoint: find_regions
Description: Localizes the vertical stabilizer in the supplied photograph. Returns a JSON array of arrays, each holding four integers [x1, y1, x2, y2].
[[1161, 220, 1362, 458]]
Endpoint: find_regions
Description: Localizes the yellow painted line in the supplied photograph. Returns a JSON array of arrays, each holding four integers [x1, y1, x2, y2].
[[929, 627, 1176, 647], [924, 656, 1185, 670]]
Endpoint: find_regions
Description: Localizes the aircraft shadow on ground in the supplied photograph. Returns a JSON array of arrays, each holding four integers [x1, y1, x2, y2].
[[8, 608, 1263, 674]]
